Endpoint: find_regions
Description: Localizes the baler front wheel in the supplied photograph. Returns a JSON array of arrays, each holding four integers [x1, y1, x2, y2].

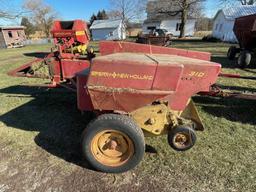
[[81, 114, 145, 173], [168, 126, 196, 151]]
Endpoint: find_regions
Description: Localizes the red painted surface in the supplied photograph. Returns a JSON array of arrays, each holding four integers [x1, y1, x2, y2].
[[8, 20, 92, 87], [8, 58, 44, 78], [77, 70, 94, 111], [51, 20, 90, 44], [234, 14, 256, 49], [61, 60, 90, 79], [99, 41, 211, 61], [77, 42, 221, 112]]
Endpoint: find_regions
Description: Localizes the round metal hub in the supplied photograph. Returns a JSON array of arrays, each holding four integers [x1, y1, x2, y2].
[[91, 130, 134, 167], [173, 133, 191, 149]]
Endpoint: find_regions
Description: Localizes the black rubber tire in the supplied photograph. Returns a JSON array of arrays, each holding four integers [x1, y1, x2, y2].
[[81, 114, 145, 173], [227, 46, 237, 60], [237, 50, 252, 68], [86, 46, 96, 60], [168, 126, 197, 152]]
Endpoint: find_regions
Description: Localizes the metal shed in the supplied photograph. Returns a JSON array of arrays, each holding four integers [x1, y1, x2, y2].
[[90, 19, 126, 41], [212, 6, 256, 42]]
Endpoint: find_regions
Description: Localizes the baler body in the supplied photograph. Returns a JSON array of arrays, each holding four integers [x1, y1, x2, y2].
[[77, 41, 221, 114], [8, 40, 223, 172]]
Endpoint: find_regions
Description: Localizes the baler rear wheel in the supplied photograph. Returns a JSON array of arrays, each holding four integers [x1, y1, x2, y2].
[[168, 126, 196, 151], [237, 50, 252, 68], [81, 114, 145, 173]]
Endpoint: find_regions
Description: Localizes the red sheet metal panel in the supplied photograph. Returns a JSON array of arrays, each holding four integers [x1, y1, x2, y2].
[[88, 53, 157, 90], [87, 88, 171, 112], [51, 20, 90, 44], [99, 41, 211, 61], [234, 14, 256, 49], [152, 64, 183, 91], [78, 50, 221, 112], [77, 70, 93, 111], [167, 63, 221, 111], [61, 60, 90, 79]]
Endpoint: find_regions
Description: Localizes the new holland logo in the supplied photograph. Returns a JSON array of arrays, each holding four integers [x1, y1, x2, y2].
[[91, 71, 153, 81]]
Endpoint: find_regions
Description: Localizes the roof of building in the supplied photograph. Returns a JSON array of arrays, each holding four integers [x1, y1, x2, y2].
[[0, 26, 25, 30], [214, 5, 256, 20], [90, 19, 123, 29]]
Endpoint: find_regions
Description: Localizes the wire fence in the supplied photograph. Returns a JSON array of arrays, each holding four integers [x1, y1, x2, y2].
[[23, 38, 53, 45]]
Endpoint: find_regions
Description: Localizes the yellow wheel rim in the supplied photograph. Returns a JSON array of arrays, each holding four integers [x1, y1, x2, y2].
[[173, 133, 191, 149], [91, 130, 134, 167]]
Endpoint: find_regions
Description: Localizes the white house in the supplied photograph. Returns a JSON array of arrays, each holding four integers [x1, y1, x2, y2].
[[90, 19, 126, 41], [143, 0, 196, 36], [212, 6, 256, 42], [143, 18, 196, 37]]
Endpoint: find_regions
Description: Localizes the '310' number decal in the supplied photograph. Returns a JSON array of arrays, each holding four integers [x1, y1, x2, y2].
[[189, 71, 205, 78]]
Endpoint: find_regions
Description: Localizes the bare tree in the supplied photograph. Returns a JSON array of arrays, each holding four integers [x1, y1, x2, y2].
[[153, 0, 205, 38], [23, 0, 57, 38], [221, 0, 255, 5], [108, 0, 147, 22], [0, 0, 22, 19]]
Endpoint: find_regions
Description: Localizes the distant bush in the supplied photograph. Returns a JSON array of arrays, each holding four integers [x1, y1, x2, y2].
[[194, 31, 212, 37]]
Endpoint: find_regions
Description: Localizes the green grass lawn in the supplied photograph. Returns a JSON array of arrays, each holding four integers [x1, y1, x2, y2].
[[0, 41, 255, 191]]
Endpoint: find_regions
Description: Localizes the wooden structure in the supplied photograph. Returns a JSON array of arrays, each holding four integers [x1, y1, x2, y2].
[[0, 26, 26, 48]]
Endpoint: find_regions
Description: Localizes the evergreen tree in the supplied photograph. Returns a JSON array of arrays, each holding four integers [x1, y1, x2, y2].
[[97, 11, 103, 20], [101, 10, 109, 19], [90, 10, 109, 26], [90, 14, 97, 25]]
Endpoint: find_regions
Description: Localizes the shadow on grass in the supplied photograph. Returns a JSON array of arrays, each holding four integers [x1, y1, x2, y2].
[[217, 85, 256, 93], [242, 68, 256, 74], [0, 85, 159, 169], [211, 56, 237, 69], [193, 96, 256, 125], [0, 85, 94, 170], [211, 56, 256, 69], [23, 52, 50, 59], [1, 85, 255, 171]]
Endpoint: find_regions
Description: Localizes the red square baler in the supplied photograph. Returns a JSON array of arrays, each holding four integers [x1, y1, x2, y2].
[[76, 41, 221, 173], [8, 39, 222, 173]]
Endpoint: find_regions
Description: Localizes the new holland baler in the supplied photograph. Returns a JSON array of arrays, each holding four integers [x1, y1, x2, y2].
[[8, 36, 223, 172]]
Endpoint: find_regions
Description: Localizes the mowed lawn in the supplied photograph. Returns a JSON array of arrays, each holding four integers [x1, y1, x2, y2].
[[0, 41, 255, 192]]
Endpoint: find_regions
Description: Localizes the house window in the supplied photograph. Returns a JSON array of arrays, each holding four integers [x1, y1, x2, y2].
[[17, 31, 20, 37], [215, 24, 219, 30], [109, 32, 113, 36], [176, 23, 181, 31], [219, 24, 223, 31], [8, 31, 13, 38], [147, 26, 156, 30]]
